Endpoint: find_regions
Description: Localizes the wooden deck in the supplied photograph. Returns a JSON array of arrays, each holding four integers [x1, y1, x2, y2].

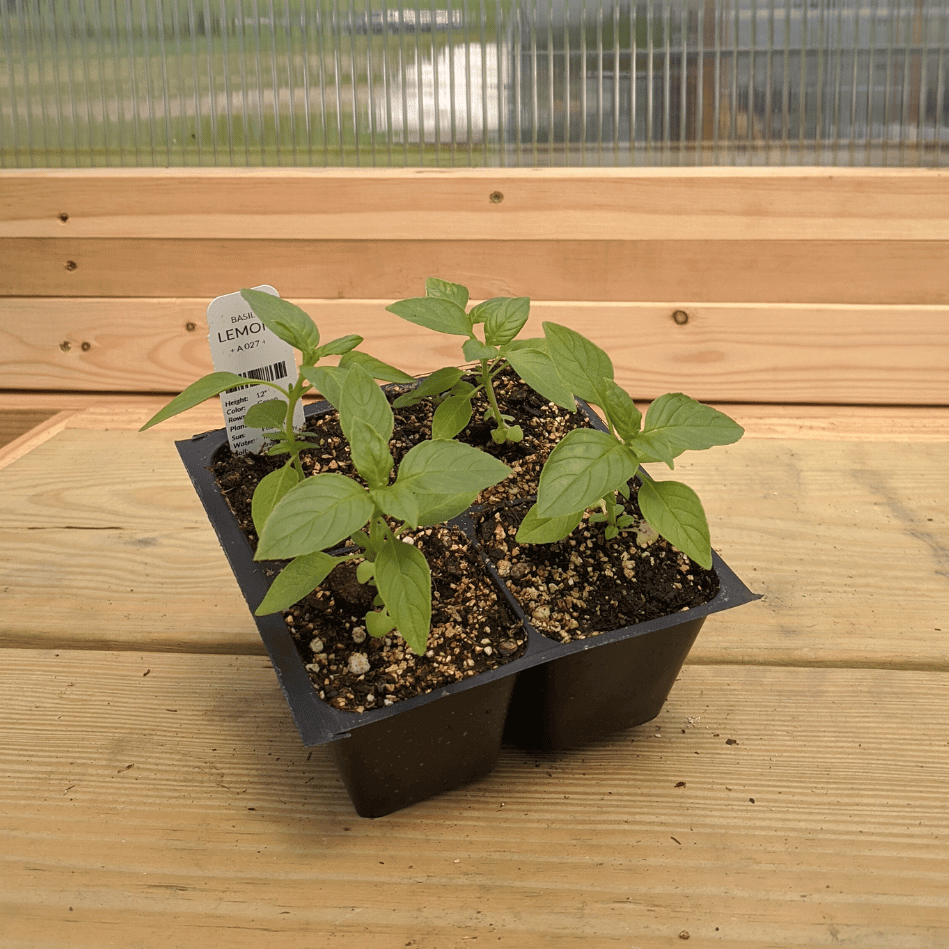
[[2, 397, 948, 948], [3, 166, 949, 946]]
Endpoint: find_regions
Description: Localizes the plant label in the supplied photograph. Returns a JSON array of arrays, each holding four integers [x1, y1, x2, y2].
[[207, 286, 305, 454]]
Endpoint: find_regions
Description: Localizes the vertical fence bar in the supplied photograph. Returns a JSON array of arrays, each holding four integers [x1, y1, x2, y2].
[[135, 0, 152, 165], [169, 0, 188, 166], [933, 7, 949, 168], [1, 3, 19, 166]]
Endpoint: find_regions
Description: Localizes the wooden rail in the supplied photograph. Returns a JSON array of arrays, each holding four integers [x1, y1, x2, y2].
[[3, 168, 949, 403]]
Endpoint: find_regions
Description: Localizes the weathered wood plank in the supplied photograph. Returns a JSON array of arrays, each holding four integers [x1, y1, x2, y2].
[[4, 298, 948, 404], [0, 526, 260, 653], [4, 167, 949, 241], [5, 237, 949, 305], [31, 395, 949, 440], [0, 409, 58, 449], [1, 427, 947, 667], [663, 437, 949, 669], [0, 409, 76, 469], [0, 429, 260, 652], [1, 653, 946, 948]]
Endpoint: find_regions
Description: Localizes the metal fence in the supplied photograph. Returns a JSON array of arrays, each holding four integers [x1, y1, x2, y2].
[[2, 0, 947, 166]]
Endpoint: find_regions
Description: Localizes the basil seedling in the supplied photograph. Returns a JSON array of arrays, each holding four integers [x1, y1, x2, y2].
[[141, 292, 511, 654], [251, 362, 511, 654], [386, 278, 576, 445], [515, 323, 744, 570], [140, 288, 413, 478]]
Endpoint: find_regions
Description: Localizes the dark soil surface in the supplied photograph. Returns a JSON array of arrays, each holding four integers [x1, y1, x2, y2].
[[284, 524, 526, 713], [475, 494, 719, 643], [211, 366, 589, 547], [209, 367, 719, 711]]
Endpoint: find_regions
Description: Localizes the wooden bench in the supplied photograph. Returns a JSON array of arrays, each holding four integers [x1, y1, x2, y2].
[[2, 168, 949, 947]]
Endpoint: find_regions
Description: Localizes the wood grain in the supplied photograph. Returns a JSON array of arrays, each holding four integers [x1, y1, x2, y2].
[[0, 429, 260, 652], [4, 167, 949, 240], [5, 298, 948, 404], [655, 439, 949, 670], [1, 652, 946, 949], [5, 393, 948, 441], [5, 237, 949, 304], [0, 409, 76, 469], [0, 409, 58, 449], [2, 425, 947, 667]]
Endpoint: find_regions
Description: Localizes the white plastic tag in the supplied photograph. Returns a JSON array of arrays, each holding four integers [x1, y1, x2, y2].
[[206, 286, 306, 455]]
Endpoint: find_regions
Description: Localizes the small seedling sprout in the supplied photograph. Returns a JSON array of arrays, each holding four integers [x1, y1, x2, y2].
[[141, 290, 510, 654], [386, 278, 576, 444], [516, 322, 745, 570]]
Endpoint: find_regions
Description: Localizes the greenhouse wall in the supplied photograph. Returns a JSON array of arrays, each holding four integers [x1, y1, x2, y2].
[[1, 0, 947, 167]]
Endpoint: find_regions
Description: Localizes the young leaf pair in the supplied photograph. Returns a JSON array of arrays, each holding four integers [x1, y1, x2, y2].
[[517, 323, 745, 570], [387, 278, 575, 444]]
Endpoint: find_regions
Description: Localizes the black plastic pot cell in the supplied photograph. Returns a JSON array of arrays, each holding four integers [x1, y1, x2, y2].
[[175, 398, 758, 816], [330, 675, 515, 817], [502, 615, 705, 751], [477, 530, 752, 752]]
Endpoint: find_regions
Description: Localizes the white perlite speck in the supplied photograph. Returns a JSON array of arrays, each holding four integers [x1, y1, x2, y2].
[[348, 653, 370, 676]]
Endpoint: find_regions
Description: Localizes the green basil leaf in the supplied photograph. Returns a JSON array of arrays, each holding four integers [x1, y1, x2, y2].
[[535, 428, 639, 519], [473, 296, 531, 347], [338, 350, 415, 383], [240, 288, 320, 358], [514, 503, 583, 544], [256, 474, 373, 560], [251, 463, 302, 536], [365, 608, 396, 638], [462, 338, 500, 362], [375, 537, 432, 655], [396, 439, 510, 497], [338, 363, 394, 444], [139, 371, 257, 430], [386, 297, 472, 336], [505, 347, 576, 411], [315, 334, 363, 358], [431, 394, 474, 440], [414, 492, 479, 527], [254, 551, 339, 615], [542, 321, 614, 405], [627, 431, 677, 468], [391, 366, 464, 407], [348, 416, 394, 489], [300, 365, 349, 408], [243, 398, 288, 431], [641, 394, 745, 458], [425, 277, 469, 310], [371, 483, 421, 527], [636, 478, 712, 570], [504, 337, 548, 353], [598, 380, 642, 444]]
